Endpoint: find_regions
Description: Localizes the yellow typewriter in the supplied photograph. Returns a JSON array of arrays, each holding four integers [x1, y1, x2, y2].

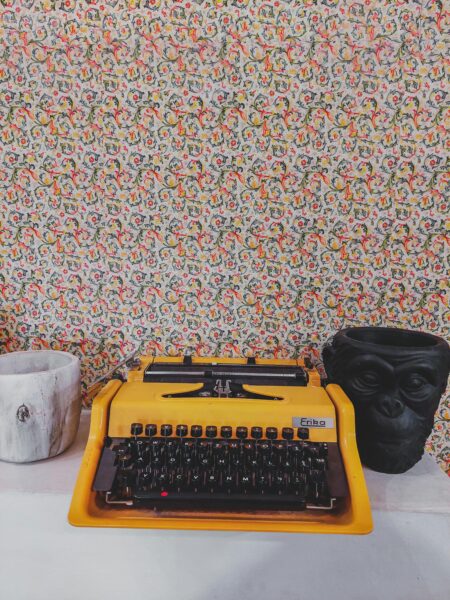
[[69, 357, 372, 534]]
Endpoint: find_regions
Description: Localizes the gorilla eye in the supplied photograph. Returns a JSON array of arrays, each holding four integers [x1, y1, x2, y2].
[[354, 370, 380, 391], [403, 374, 428, 393]]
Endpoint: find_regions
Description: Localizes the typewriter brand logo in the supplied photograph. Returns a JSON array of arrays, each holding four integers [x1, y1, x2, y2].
[[292, 417, 334, 429]]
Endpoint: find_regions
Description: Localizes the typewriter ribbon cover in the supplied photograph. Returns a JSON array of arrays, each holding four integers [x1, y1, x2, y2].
[[68, 357, 372, 534]]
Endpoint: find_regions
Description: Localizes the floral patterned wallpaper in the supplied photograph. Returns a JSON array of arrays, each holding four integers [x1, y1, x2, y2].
[[0, 1, 448, 471]]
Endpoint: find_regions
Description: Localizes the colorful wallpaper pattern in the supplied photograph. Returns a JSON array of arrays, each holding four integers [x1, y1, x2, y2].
[[0, 1, 448, 472]]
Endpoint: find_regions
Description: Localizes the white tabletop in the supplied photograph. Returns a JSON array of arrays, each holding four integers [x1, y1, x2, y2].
[[1, 413, 449, 600]]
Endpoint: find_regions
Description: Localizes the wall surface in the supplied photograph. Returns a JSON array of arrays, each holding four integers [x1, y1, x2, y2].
[[0, 1, 448, 471]]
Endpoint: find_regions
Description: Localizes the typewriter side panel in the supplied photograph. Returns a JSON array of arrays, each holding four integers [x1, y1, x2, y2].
[[325, 384, 373, 534], [68, 379, 123, 526]]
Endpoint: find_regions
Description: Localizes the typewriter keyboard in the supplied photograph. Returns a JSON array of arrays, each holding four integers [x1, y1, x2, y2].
[[94, 424, 348, 511]]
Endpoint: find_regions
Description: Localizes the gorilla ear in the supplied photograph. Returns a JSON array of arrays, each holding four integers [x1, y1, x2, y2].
[[322, 345, 336, 382]]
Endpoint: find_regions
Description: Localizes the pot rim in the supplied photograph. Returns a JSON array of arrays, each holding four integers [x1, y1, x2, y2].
[[0, 350, 79, 377], [338, 326, 445, 350]]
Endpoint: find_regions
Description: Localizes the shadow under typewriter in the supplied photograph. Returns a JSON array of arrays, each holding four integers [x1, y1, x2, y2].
[[69, 358, 372, 533]]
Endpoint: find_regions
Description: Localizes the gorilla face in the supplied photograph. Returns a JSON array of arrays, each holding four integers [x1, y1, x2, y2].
[[342, 351, 445, 472], [323, 328, 450, 473]]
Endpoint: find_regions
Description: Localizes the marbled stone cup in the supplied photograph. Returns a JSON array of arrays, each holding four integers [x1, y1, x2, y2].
[[0, 350, 81, 463]]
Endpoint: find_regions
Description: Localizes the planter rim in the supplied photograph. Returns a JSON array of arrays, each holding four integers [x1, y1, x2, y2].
[[0, 350, 79, 378], [337, 326, 447, 351]]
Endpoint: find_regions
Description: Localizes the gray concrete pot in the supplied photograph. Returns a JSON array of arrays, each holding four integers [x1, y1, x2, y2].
[[0, 350, 81, 463]]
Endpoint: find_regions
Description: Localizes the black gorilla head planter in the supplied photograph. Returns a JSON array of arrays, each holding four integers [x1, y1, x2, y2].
[[323, 327, 450, 473]]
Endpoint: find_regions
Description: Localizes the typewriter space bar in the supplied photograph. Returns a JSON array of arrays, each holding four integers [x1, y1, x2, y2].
[[134, 490, 312, 509]]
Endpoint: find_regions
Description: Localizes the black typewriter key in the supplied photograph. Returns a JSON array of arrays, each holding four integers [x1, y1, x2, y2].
[[183, 440, 194, 454], [319, 443, 328, 458], [259, 442, 270, 455], [166, 441, 178, 464], [130, 423, 143, 436], [160, 424, 173, 437], [216, 456, 227, 468], [174, 471, 185, 487], [265, 441, 277, 468], [157, 471, 168, 485], [292, 441, 302, 450], [266, 427, 278, 440], [282, 455, 292, 470], [214, 441, 225, 453], [150, 458, 162, 468], [266, 457, 277, 470], [198, 442, 210, 466], [206, 425, 217, 438], [257, 473, 269, 490], [220, 426, 232, 438], [242, 443, 254, 467], [251, 426, 263, 439], [236, 426, 248, 439], [192, 471, 202, 489], [282, 427, 294, 440], [116, 443, 129, 454], [240, 473, 251, 490], [273, 443, 285, 464], [293, 473, 306, 488], [151, 449, 162, 466], [191, 425, 202, 437], [315, 457, 327, 471], [150, 440, 161, 456], [214, 442, 227, 468], [118, 450, 133, 469], [224, 474, 234, 490], [135, 438, 146, 456], [243, 442, 253, 454], [308, 444, 320, 458], [207, 473, 218, 489], [274, 472, 286, 491], [176, 424, 188, 437], [229, 442, 241, 465], [145, 424, 157, 437], [198, 440, 209, 452], [297, 427, 309, 440]]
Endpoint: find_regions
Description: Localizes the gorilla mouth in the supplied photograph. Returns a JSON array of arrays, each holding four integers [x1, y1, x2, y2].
[[362, 427, 428, 446], [359, 441, 425, 473], [357, 415, 419, 442], [372, 438, 405, 446]]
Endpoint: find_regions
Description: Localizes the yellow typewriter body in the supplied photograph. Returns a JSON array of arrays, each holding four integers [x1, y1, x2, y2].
[[69, 357, 372, 534]]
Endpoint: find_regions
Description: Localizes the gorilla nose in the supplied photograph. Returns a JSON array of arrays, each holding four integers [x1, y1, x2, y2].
[[377, 396, 405, 418]]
